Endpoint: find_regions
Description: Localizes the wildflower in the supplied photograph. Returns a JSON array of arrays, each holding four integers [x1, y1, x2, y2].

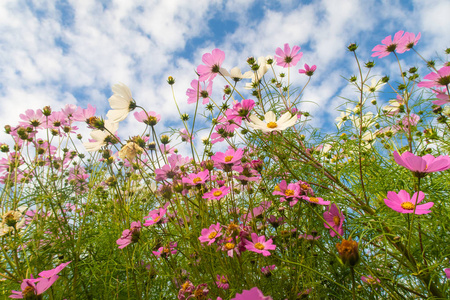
[[144, 208, 167, 227], [397, 32, 421, 52], [267, 215, 284, 229], [0, 206, 27, 236], [231, 287, 273, 300], [261, 265, 276, 277], [361, 275, 381, 285], [73, 104, 96, 123], [393, 151, 450, 177], [38, 261, 71, 279], [199, 223, 222, 245], [133, 110, 161, 126], [363, 78, 386, 93], [216, 275, 229, 290], [116, 221, 142, 249], [9, 276, 58, 299], [335, 109, 352, 129], [19, 109, 45, 128], [298, 63, 317, 76], [336, 237, 360, 267], [384, 190, 433, 214], [118, 142, 144, 162], [383, 95, 404, 116], [323, 203, 344, 237], [241, 201, 271, 223], [186, 79, 213, 105], [83, 120, 119, 152], [445, 268, 450, 279], [247, 111, 297, 133], [182, 170, 210, 186], [224, 67, 253, 82], [245, 233, 276, 256], [418, 66, 450, 88], [371, 30, 407, 58], [105, 83, 136, 123], [179, 129, 194, 142], [274, 43, 303, 68], [202, 186, 230, 201], [211, 147, 244, 172], [273, 180, 301, 206], [303, 196, 330, 206], [197, 48, 226, 81], [153, 242, 177, 258]]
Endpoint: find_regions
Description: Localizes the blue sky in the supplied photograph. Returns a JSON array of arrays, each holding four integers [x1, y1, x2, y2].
[[0, 0, 449, 149]]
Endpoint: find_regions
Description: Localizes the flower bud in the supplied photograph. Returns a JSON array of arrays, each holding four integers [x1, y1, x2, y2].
[[336, 238, 359, 267], [167, 76, 175, 85]]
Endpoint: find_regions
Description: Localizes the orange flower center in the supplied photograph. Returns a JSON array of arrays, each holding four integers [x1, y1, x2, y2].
[[401, 201, 415, 210], [224, 155, 233, 162], [309, 197, 319, 203], [193, 177, 202, 184], [267, 122, 277, 129], [333, 216, 340, 226], [208, 231, 217, 239], [274, 185, 281, 192], [225, 242, 235, 250], [254, 242, 265, 250], [301, 184, 309, 189], [285, 189, 295, 196], [213, 190, 223, 197]]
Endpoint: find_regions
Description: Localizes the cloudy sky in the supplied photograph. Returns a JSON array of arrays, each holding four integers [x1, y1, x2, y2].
[[0, 0, 449, 148]]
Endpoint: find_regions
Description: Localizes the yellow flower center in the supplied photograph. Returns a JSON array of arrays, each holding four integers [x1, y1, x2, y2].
[[193, 177, 202, 184], [153, 216, 160, 223], [224, 155, 233, 162], [213, 190, 223, 197], [221, 278, 228, 283], [254, 242, 265, 250], [333, 216, 340, 226], [301, 184, 309, 189], [309, 197, 319, 203], [285, 189, 295, 196], [208, 231, 217, 239], [401, 201, 415, 210], [267, 122, 278, 128], [366, 278, 377, 284], [274, 185, 281, 192], [225, 242, 235, 250], [181, 281, 190, 291]]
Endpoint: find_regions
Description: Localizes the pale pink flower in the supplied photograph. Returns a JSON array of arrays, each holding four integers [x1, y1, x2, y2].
[[372, 31, 407, 58], [361, 275, 381, 285], [9, 275, 59, 299], [418, 66, 450, 88], [133, 110, 161, 126], [397, 32, 421, 52], [73, 104, 96, 122], [197, 49, 226, 81], [274, 43, 303, 68], [393, 151, 450, 176], [144, 208, 167, 227], [298, 63, 317, 76], [186, 79, 213, 104]]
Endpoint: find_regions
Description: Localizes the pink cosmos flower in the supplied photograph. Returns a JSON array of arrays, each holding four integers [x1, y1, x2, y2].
[[10, 275, 59, 299], [61, 104, 78, 119], [116, 221, 142, 249], [272, 180, 301, 205], [182, 169, 210, 186], [216, 275, 229, 290], [431, 88, 450, 105], [19, 109, 45, 128], [298, 63, 317, 76], [133, 110, 161, 126], [179, 129, 194, 142], [197, 49, 226, 81], [241, 201, 271, 223], [303, 196, 330, 206], [372, 30, 407, 58], [361, 275, 381, 285], [393, 151, 450, 177], [384, 190, 433, 215], [397, 32, 421, 53], [186, 79, 213, 104], [323, 203, 344, 237], [245, 233, 276, 256], [274, 43, 303, 68], [202, 186, 230, 201], [144, 208, 167, 227], [231, 287, 273, 300], [153, 242, 177, 257], [226, 99, 256, 124], [38, 261, 71, 278], [211, 148, 244, 172], [261, 265, 276, 277], [299, 233, 320, 241], [73, 104, 96, 123], [199, 223, 222, 245], [418, 66, 450, 89]]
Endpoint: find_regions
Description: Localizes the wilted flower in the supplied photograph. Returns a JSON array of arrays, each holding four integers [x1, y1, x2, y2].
[[118, 142, 144, 162], [336, 238, 360, 267]]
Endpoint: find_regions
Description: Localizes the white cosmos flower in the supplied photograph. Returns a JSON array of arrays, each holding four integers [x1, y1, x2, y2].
[[224, 67, 253, 82], [106, 83, 136, 123], [363, 78, 385, 93], [83, 120, 119, 152], [246, 111, 297, 132], [349, 112, 376, 129], [335, 109, 352, 129]]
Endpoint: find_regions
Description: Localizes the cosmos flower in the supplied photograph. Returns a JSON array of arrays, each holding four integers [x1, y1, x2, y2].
[[118, 142, 144, 162], [216, 275, 229, 290], [361, 275, 381, 285], [247, 111, 297, 133], [197, 48, 226, 81], [274, 43, 303, 68], [231, 287, 273, 300], [9, 276, 58, 299], [186, 79, 213, 105], [244, 233, 276, 256], [371, 30, 407, 58], [223, 66, 253, 82], [116, 221, 141, 249], [133, 110, 161, 126], [298, 63, 317, 76], [397, 32, 421, 52], [393, 151, 450, 177], [106, 83, 136, 123], [323, 203, 344, 237], [38, 261, 71, 279], [384, 190, 433, 215], [418, 66, 450, 89], [202, 186, 230, 201], [199, 223, 222, 245], [83, 120, 119, 152]]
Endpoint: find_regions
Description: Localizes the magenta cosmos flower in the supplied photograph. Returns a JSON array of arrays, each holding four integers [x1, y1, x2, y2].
[[384, 190, 433, 214], [186, 79, 213, 105], [323, 203, 344, 237], [153, 242, 177, 257], [182, 169, 210, 186], [38, 261, 71, 278], [298, 63, 317, 76], [274, 43, 303, 68], [197, 48, 226, 81], [216, 275, 229, 290], [202, 186, 230, 201], [117, 221, 142, 249], [372, 30, 407, 58], [231, 287, 273, 300], [361, 275, 381, 285], [303, 196, 330, 206], [245, 233, 276, 256], [393, 151, 450, 177], [211, 148, 244, 172], [418, 66, 450, 89], [10, 276, 59, 299], [144, 208, 167, 227], [199, 223, 222, 245]]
